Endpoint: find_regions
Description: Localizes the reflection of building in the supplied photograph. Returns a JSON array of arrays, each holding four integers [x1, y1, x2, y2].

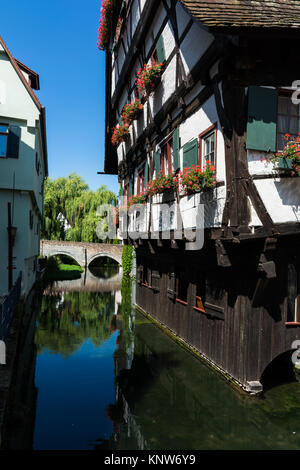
[[0, 36, 47, 296], [104, 1, 300, 393]]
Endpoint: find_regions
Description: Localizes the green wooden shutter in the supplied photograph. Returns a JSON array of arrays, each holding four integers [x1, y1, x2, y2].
[[154, 151, 161, 174], [156, 35, 166, 63], [173, 128, 180, 171], [246, 86, 277, 152], [7, 125, 21, 159], [144, 160, 149, 186], [182, 139, 198, 169], [129, 178, 133, 197]]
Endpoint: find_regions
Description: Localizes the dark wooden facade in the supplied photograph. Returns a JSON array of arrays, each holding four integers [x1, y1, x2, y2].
[[135, 235, 300, 392]]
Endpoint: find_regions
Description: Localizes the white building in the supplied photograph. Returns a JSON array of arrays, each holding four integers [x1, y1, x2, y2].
[[103, 0, 300, 393], [0, 36, 48, 297]]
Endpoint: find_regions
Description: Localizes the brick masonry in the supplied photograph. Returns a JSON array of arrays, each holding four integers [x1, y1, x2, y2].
[[40, 240, 123, 267]]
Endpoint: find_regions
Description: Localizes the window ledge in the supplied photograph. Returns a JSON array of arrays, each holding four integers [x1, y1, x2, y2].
[[176, 298, 188, 306], [141, 283, 152, 289], [285, 322, 300, 327], [193, 306, 206, 314]]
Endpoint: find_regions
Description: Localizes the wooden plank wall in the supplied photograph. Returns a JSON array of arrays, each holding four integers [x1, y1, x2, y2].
[[135, 236, 300, 388]]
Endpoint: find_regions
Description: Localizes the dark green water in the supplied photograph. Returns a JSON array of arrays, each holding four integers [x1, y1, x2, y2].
[[32, 274, 300, 450]]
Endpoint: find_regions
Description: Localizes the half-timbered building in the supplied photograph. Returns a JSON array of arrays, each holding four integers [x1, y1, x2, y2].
[[103, 0, 300, 393]]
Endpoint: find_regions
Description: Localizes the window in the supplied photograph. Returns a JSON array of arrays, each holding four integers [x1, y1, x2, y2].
[[176, 270, 188, 305], [277, 92, 300, 151], [151, 35, 166, 64], [0, 124, 8, 158], [29, 210, 33, 230], [199, 124, 217, 168], [137, 168, 144, 194], [124, 183, 129, 200], [161, 138, 173, 175], [194, 278, 206, 313], [287, 263, 300, 324], [35, 152, 40, 175]]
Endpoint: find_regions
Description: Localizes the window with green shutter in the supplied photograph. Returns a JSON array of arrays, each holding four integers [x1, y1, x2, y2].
[[129, 178, 133, 197], [182, 139, 198, 169], [172, 128, 180, 171], [154, 151, 161, 175], [144, 160, 149, 186], [246, 86, 277, 152], [156, 34, 166, 64]]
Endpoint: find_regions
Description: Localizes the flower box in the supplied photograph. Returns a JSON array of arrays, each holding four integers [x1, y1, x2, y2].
[[136, 62, 163, 97], [122, 99, 143, 124], [277, 157, 293, 171], [111, 123, 130, 147]]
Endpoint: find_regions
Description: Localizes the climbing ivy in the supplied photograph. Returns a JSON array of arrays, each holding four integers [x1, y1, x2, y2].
[[121, 244, 134, 277]]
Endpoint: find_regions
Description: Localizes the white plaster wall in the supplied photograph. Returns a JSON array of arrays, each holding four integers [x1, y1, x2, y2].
[[248, 150, 276, 175], [180, 23, 214, 76], [176, 1, 191, 37], [180, 94, 226, 182], [131, 0, 140, 38], [251, 178, 300, 225], [0, 53, 40, 126], [0, 119, 43, 214], [151, 55, 176, 117], [0, 190, 39, 296]]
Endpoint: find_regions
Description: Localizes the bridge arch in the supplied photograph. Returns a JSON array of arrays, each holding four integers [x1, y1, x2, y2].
[[87, 252, 122, 267], [46, 251, 82, 267], [260, 349, 299, 390], [40, 240, 123, 268]]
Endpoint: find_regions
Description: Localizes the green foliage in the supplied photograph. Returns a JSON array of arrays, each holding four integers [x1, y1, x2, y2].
[[122, 245, 134, 276], [45, 256, 84, 281], [42, 173, 119, 243]]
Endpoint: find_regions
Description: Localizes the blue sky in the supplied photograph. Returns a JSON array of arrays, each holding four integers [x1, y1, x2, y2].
[[1, 0, 119, 194]]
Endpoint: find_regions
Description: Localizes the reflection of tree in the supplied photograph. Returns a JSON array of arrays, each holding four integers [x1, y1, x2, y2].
[[116, 278, 134, 357], [35, 291, 116, 357]]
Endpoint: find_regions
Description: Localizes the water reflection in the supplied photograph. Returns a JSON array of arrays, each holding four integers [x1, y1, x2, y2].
[[98, 281, 300, 451], [8, 269, 300, 450], [35, 291, 117, 357]]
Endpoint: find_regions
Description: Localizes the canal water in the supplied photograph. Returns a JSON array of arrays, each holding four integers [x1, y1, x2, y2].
[[7, 267, 300, 450]]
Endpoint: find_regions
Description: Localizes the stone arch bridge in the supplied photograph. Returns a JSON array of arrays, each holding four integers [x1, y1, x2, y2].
[[40, 240, 123, 268]]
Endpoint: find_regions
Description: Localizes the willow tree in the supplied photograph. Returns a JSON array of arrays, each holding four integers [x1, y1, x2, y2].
[[42, 173, 118, 243]]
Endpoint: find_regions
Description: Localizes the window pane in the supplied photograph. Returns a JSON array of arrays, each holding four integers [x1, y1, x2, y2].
[[290, 117, 299, 135], [290, 102, 299, 117], [205, 139, 210, 157], [278, 96, 289, 114], [277, 133, 286, 150], [277, 114, 289, 134], [0, 135, 7, 157]]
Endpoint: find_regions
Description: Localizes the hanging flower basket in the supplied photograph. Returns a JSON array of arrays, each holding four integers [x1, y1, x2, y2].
[[136, 62, 163, 97], [111, 123, 130, 146], [122, 99, 143, 124], [97, 0, 117, 51]]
